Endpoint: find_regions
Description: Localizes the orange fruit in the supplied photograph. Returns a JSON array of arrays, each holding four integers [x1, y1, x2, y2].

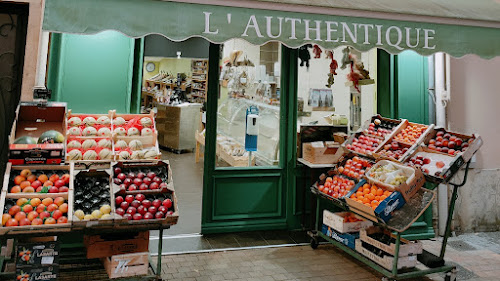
[[375, 196, 381, 201], [366, 193, 375, 200], [363, 188, 370, 195], [362, 198, 370, 204], [381, 195, 388, 200], [376, 189, 384, 196]]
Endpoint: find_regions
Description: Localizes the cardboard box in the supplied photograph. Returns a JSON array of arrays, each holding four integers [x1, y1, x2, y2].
[[16, 242, 60, 267], [321, 224, 358, 250], [360, 226, 423, 257], [365, 160, 425, 202], [16, 265, 59, 281], [84, 231, 149, 259], [355, 240, 417, 270], [405, 146, 467, 183], [323, 211, 373, 233], [345, 181, 406, 223], [9, 102, 67, 165], [302, 141, 340, 164], [103, 252, 149, 279]]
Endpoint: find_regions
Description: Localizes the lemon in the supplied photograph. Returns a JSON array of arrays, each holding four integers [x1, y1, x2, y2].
[[75, 210, 85, 220], [100, 205, 111, 215], [91, 210, 103, 219], [83, 214, 93, 220], [101, 214, 112, 220]]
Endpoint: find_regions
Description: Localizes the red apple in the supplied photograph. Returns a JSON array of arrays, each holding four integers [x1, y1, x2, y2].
[[142, 200, 152, 208], [54, 179, 65, 188], [116, 208, 125, 216], [58, 186, 69, 193], [120, 201, 130, 210], [149, 182, 159, 190], [49, 186, 59, 193], [166, 211, 174, 216], [143, 177, 152, 185], [135, 194, 145, 202], [139, 183, 148, 190], [39, 211, 51, 220], [123, 213, 132, 220], [114, 167, 122, 175], [133, 178, 143, 186], [152, 199, 162, 209], [128, 184, 137, 191], [131, 200, 141, 208], [159, 182, 168, 189], [147, 172, 156, 179], [155, 211, 164, 219], [137, 205, 147, 215], [158, 206, 167, 213], [137, 172, 146, 179], [61, 174, 71, 184], [153, 177, 162, 184], [133, 213, 143, 220], [162, 199, 172, 209], [113, 178, 122, 185], [126, 207, 137, 215], [125, 195, 135, 203], [115, 196, 124, 206], [127, 172, 136, 179], [117, 173, 126, 181], [148, 206, 157, 214], [123, 178, 133, 187], [19, 218, 31, 226], [119, 184, 126, 190], [144, 212, 154, 220]]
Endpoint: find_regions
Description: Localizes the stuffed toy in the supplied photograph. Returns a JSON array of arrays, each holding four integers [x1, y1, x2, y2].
[[347, 53, 370, 92], [325, 50, 338, 88], [340, 47, 352, 69], [313, 45, 322, 58], [298, 44, 312, 68]]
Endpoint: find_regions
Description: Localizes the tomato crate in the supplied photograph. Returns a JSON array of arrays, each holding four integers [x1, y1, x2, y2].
[[360, 114, 403, 140], [2, 163, 73, 195], [342, 132, 384, 159], [323, 210, 373, 233], [9, 102, 67, 165], [0, 190, 73, 235], [333, 153, 375, 181], [71, 169, 120, 229]]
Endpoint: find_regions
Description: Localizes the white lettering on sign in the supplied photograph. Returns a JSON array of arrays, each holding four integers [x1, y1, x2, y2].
[[202, 11, 437, 51]]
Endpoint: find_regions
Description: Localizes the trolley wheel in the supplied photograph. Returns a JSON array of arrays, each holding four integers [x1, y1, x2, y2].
[[310, 237, 319, 249]]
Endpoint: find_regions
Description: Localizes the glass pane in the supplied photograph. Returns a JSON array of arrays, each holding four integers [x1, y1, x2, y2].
[[216, 40, 281, 168], [297, 46, 377, 157]]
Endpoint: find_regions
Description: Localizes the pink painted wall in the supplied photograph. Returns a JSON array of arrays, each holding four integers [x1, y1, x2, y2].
[[448, 55, 500, 169]]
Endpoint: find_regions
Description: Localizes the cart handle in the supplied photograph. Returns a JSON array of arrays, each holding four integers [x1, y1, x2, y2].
[[447, 160, 471, 187]]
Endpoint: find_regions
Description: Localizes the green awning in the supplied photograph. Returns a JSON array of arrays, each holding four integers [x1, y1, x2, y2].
[[43, 0, 500, 59]]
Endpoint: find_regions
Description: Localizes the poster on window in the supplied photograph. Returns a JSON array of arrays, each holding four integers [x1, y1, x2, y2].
[[308, 89, 334, 111]]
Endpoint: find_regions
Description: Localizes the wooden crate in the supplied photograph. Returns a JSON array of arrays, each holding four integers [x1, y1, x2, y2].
[[360, 226, 423, 257], [84, 231, 149, 259], [2, 163, 74, 193], [103, 252, 149, 279], [0, 190, 73, 235], [302, 141, 340, 164], [355, 240, 417, 270]]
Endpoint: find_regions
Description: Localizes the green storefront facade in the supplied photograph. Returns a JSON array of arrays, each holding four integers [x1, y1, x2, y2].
[[43, 0, 500, 236]]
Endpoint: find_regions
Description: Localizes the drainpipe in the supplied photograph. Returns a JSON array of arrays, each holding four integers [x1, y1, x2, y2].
[[35, 31, 50, 88], [435, 52, 450, 236]]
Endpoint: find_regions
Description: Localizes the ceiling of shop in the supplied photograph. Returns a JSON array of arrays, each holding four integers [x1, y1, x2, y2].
[[250, 0, 500, 23]]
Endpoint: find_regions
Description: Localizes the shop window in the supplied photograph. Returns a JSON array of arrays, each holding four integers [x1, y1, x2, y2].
[[216, 39, 281, 168], [297, 46, 377, 158]]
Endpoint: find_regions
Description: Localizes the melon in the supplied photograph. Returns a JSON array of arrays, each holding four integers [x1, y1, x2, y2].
[[13, 136, 37, 144], [37, 130, 64, 144]]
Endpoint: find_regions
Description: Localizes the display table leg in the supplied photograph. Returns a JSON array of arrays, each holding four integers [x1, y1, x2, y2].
[[157, 228, 163, 279], [392, 232, 401, 276]]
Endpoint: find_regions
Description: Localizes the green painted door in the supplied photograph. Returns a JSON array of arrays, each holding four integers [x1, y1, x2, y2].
[[47, 31, 140, 113], [378, 50, 434, 239]]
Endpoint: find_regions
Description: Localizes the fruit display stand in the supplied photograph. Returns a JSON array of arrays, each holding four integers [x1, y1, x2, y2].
[[306, 115, 481, 281]]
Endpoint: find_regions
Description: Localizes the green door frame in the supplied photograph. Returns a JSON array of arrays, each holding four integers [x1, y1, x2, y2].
[[201, 44, 301, 233]]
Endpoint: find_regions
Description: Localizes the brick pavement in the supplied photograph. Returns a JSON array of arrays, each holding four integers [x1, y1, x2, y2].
[[155, 244, 435, 281]]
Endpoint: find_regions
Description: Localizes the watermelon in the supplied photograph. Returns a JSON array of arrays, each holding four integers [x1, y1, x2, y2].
[[37, 130, 64, 144], [13, 136, 37, 144]]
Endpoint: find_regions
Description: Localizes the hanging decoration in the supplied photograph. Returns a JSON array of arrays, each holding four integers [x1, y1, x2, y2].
[[298, 44, 312, 69], [340, 47, 371, 92], [325, 50, 338, 88], [312, 45, 322, 58]]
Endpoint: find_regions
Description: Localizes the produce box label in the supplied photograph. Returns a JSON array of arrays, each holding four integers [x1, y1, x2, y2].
[[322, 224, 358, 250], [16, 266, 58, 281], [374, 191, 406, 222], [17, 242, 60, 267], [9, 146, 64, 165]]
